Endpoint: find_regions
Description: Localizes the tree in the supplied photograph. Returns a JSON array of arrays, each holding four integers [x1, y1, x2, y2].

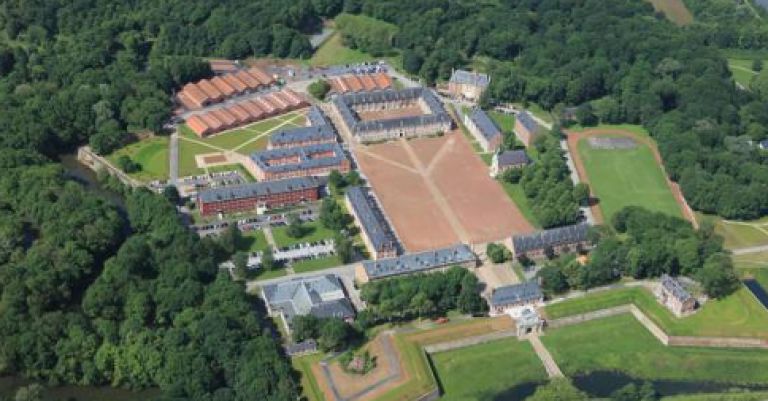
[[345, 170, 362, 187], [292, 315, 321, 343], [573, 183, 590, 205], [285, 214, 306, 239], [319, 198, 350, 231], [335, 235, 354, 264], [457, 273, 486, 314], [611, 382, 658, 401], [307, 80, 331, 100], [538, 264, 569, 295], [697, 254, 740, 298], [14, 384, 44, 401], [402, 49, 424, 74], [218, 224, 243, 255], [261, 247, 276, 271], [501, 167, 523, 184], [753, 59, 763, 73], [163, 185, 180, 205], [233, 251, 249, 280], [115, 155, 141, 173], [318, 319, 350, 352], [486, 243, 511, 263], [525, 379, 588, 401], [328, 170, 345, 194]]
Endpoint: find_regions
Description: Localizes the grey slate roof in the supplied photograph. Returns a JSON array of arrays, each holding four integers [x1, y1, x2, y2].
[[198, 176, 322, 203], [512, 223, 589, 254], [516, 111, 540, 134], [449, 69, 490, 88], [285, 339, 317, 356], [333, 87, 452, 137], [490, 281, 543, 307], [307, 105, 331, 127], [362, 244, 475, 280], [262, 275, 354, 326], [760, 139, 768, 149], [497, 150, 531, 167], [468, 108, 501, 142], [269, 125, 335, 147], [346, 186, 398, 253], [251, 143, 348, 174], [660, 274, 694, 303]]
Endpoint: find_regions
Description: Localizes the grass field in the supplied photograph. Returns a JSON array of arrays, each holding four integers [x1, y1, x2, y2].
[[577, 132, 682, 221], [310, 32, 402, 68], [647, 0, 693, 26], [488, 110, 515, 133], [237, 230, 270, 253], [293, 353, 326, 401], [271, 221, 337, 248], [698, 213, 768, 250], [544, 286, 768, 339], [543, 314, 768, 385], [662, 392, 768, 401], [499, 180, 541, 229], [736, 251, 768, 273], [727, 58, 765, 89], [177, 112, 305, 177], [292, 255, 343, 274], [106, 136, 169, 181], [430, 338, 547, 401]]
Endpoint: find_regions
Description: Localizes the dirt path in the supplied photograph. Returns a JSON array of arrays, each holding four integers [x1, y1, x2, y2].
[[565, 128, 698, 228], [528, 334, 564, 378]]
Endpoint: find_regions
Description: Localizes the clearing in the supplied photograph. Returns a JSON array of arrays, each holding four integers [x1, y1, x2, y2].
[[698, 214, 768, 250], [106, 136, 169, 181], [647, 0, 693, 26]]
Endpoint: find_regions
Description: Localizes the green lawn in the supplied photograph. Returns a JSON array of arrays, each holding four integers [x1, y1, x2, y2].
[[372, 335, 437, 401], [430, 338, 547, 401], [544, 286, 768, 339], [488, 110, 515, 133], [237, 230, 270, 253], [543, 314, 768, 385], [309, 32, 402, 69], [251, 267, 288, 281], [106, 136, 169, 181], [292, 255, 343, 274], [181, 114, 302, 150], [292, 353, 326, 401], [569, 124, 650, 137], [698, 213, 768, 250], [577, 134, 682, 221], [662, 392, 768, 401], [271, 221, 337, 248], [178, 139, 213, 177], [735, 252, 768, 272], [234, 135, 271, 156], [727, 58, 763, 89]]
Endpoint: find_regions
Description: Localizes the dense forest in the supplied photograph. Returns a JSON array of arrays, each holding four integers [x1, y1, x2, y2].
[[344, 0, 768, 220]]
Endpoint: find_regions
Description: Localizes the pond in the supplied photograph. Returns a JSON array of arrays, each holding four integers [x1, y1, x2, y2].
[[0, 376, 160, 401], [59, 153, 126, 210], [743, 279, 768, 309], [571, 371, 768, 398]]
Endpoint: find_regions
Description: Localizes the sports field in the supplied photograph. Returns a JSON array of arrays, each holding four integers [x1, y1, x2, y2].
[[544, 286, 768, 339], [106, 136, 169, 181], [353, 132, 534, 252], [178, 111, 306, 177], [569, 127, 688, 224], [430, 338, 547, 401], [542, 314, 768, 385]]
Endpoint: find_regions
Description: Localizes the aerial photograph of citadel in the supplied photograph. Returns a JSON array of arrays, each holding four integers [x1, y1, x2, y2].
[[1, 1, 768, 401]]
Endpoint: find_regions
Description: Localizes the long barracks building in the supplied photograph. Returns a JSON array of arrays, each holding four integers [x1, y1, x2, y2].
[[332, 87, 453, 143], [244, 143, 351, 181], [355, 244, 476, 283], [197, 176, 323, 216], [345, 186, 399, 260], [267, 106, 337, 149]]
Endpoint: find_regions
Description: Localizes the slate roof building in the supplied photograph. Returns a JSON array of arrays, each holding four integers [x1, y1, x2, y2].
[[245, 143, 351, 181], [196, 176, 323, 216], [448, 69, 490, 101], [511, 223, 590, 258], [464, 108, 502, 152], [355, 244, 476, 283], [488, 281, 544, 316], [514, 111, 542, 148], [656, 274, 697, 316], [332, 87, 453, 143], [262, 275, 355, 334], [345, 186, 399, 260], [268, 106, 337, 149], [491, 149, 531, 177]]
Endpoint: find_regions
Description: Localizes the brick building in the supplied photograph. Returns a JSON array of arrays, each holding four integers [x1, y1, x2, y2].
[[177, 67, 275, 110], [447, 69, 490, 101], [355, 244, 476, 283], [464, 107, 502, 152], [656, 274, 697, 316], [490, 149, 531, 177], [345, 186, 399, 260], [245, 143, 351, 181], [197, 176, 322, 216], [511, 223, 590, 259], [514, 111, 542, 148]]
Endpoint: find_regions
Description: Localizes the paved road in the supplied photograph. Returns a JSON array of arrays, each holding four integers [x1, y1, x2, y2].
[[169, 129, 179, 187], [245, 263, 358, 291], [733, 245, 768, 255], [528, 334, 564, 378]]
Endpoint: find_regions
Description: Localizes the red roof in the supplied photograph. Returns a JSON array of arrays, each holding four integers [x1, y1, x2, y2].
[[223, 74, 248, 93], [247, 67, 274, 86], [197, 80, 224, 101], [179, 83, 210, 108], [359, 75, 377, 91], [266, 93, 287, 110], [243, 100, 265, 119], [201, 113, 223, 131], [255, 98, 276, 114], [186, 115, 211, 137], [373, 73, 392, 89], [210, 76, 236, 97], [346, 75, 364, 92], [228, 104, 252, 122], [212, 109, 237, 127], [235, 70, 262, 89]]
